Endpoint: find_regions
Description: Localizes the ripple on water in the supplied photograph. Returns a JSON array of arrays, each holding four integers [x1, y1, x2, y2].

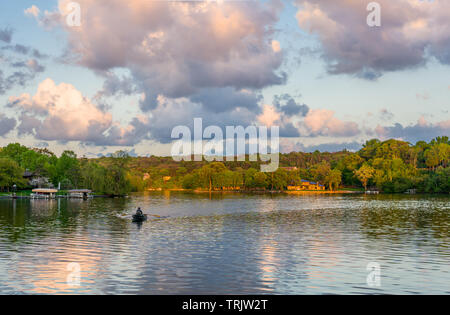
[[0, 193, 449, 294]]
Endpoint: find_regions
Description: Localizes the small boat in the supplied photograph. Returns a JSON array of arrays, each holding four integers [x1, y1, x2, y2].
[[132, 213, 148, 222]]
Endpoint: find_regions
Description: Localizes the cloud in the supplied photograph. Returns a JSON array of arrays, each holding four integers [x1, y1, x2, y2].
[[273, 93, 309, 116], [280, 139, 362, 153], [1, 43, 47, 60], [190, 88, 262, 114], [146, 96, 258, 144], [258, 105, 281, 128], [11, 59, 45, 73], [0, 27, 13, 43], [8, 78, 149, 146], [255, 105, 299, 137], [302, 109, 360, 137], [2, 44, 30, 55], [379, 108, 394, 121], [375, 117, 450, 143], [24, 5, 41, 18], [0, 59, 46, 95], [0, 38, 47, 95], [295, 0, 450, 79], [255, 96, 360, 139], [45, 0, 285, 112], [95, 71, 137, 98], [0, 114, 16, 136], [35, 141, 49, 148]]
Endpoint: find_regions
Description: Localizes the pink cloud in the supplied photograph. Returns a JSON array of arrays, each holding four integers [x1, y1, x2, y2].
[[303, 109, 360, 137], [46, 0, 285, 110], [258, 105, 281, 127], [295, 0, 450, 78], [8, 78, 148, 146]]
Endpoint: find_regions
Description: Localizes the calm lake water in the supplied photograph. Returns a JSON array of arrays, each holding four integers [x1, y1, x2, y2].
[[0, 192, 448, 295]]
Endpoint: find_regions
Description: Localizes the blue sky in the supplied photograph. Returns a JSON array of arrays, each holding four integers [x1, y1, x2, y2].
[[0, 0, 449, 156]]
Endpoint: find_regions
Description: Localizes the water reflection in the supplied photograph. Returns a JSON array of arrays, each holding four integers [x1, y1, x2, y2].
[[0, 193, 449, 294]]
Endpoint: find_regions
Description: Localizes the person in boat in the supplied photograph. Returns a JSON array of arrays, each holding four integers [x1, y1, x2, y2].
[[136, 207, 143, 216]]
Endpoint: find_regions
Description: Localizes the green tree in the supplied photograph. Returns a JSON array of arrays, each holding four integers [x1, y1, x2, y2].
[[80, 161, 107, 193], [0, 143, 29, 164], [325, 169, 342, 191], [104, 151, 132, 195], [355, 164, 375, 190], [424, 146, 440, 170], [56, 151, 81, 187], [199, 162, 227, 191], [0, 158, 26, 191], [128, 172, 146, 192], [253, 172, 267, 188], [336, 153, 363, 186], [244, 168, 258, 188], [310, 161, 331, 183], [268, 168, 288, 190], [359, 139, 381, 160], [182, 173, 200, 189]]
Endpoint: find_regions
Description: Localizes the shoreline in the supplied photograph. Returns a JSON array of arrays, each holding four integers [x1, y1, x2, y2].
[[2, 189, 447, 200], [146, 188, 363, 194], [145, 188, 442, 195]]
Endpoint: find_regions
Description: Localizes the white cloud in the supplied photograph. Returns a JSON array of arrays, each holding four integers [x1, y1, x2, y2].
[[303, 109, 360, 137]]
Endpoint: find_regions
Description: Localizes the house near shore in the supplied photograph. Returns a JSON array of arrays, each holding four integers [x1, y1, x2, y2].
[[23, 170, 52, 188], [213, 186, 241, 191], [281, 167, 299, 172], [287, 180, 326, 191]]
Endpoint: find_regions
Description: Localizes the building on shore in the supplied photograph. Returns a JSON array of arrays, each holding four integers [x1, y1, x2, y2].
[[68, 189, 93, 199], [280, 167, 299, 172], [23, 170, 52, 188], [30, 189, 58, 199], [365, 187, 380, 194], [287, 180, 326, 191]]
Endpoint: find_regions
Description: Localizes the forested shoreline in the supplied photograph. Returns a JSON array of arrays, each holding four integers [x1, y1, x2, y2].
[[0, 137, 449, 195]]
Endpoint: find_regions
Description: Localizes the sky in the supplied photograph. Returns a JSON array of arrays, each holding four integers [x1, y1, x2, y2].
[[0, 0, 449, 157]]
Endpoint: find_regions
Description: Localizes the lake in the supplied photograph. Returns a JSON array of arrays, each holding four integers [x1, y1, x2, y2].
[[0, 192, 448, 294]]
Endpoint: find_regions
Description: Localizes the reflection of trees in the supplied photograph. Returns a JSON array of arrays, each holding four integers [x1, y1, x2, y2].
[[0, 197, 134, 243]]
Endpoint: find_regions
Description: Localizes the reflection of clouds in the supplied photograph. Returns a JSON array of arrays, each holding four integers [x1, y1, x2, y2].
[[258, 240, 280, 291], [13, 234, 102, 294], [304, 238, 341, 282], [2, 193, 449, 294], [259, 197, 276, 213]]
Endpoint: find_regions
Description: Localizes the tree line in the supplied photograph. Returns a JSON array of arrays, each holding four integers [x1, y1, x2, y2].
[[129, 136, 450, 193], [0, 136, 448, 194], [0, 144, 131, 195]]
